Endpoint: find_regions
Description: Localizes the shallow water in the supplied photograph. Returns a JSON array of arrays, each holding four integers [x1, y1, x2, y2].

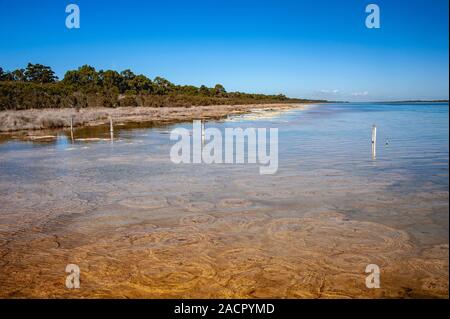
[[0, 103, 448, 298]]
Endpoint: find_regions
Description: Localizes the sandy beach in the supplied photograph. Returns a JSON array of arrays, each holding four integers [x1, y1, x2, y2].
[[0, 103, 300, 133]]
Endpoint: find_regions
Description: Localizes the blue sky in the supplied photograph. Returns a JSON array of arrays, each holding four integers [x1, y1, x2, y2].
[[0, 0, 448, 101]]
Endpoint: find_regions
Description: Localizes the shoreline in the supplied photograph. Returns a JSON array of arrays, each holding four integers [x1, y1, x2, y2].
[[0, 103, 304, 134]]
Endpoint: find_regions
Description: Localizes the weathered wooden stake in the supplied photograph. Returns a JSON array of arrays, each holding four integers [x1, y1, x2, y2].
[[201, 121, 205, 145], [371, 124, 377, 159], [70, 116, 74, 142], [110, 117, 114, 141]]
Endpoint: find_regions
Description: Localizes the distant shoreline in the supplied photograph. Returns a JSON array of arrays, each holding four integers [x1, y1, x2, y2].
[[329, 100, 449, 104], [373, 100, 449, 104], [0, 103, 305, 133], [1, 100, 447, 134]]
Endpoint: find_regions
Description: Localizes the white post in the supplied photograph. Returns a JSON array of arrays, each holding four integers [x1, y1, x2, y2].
[[371, 124, 377, 159]]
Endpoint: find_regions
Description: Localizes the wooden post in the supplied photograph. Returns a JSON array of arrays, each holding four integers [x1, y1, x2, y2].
[[70, 116, 74, 142], [201, 121, 205, 145], [371, 124, 377, 159], [110, 117, 114, 141]]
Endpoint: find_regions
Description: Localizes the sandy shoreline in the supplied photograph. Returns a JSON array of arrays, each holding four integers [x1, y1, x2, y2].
[[0, 103, 303, 133]]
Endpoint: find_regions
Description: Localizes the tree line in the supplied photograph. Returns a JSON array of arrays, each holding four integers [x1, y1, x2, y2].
[[0, 63, 319, 110]]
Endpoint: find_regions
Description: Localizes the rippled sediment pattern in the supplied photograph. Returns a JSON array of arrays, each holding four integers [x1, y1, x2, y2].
[[0, 103, 448, 298]]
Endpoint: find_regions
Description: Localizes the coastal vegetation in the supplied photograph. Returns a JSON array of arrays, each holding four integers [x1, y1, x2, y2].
[[0, 64, 321, 111]]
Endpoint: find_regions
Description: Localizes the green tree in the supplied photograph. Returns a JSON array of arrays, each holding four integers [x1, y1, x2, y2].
[[63, 65, 99, 89], [98, 70, 125, 91], [12, 69, 27, 82], [129, 75, 153, 93], [2, 72, 14, 81], [214, 84, 226, 96], [120, 69, 136, 81], [176, 85, 199, 95], [199, 85, 211, 96], [0, 68, 14, 81], [118, 69, 138, 93], [153, 76, 174, 95], [24, 63, 58, 83]]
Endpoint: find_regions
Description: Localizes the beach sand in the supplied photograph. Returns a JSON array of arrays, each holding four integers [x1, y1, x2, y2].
[[0, 103, 300, 133], [0, 168, 447, 298]]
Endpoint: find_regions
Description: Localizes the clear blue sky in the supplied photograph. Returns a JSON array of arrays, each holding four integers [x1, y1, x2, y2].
[[0, 0, 448, 101]]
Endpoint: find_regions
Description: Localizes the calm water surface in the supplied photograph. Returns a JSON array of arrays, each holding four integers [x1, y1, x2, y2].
[[0, 103, 448, 298]]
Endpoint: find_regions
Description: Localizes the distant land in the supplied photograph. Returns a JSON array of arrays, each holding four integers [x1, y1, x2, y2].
[[330, 100, 449, 104], [375, 100, 449, 103]]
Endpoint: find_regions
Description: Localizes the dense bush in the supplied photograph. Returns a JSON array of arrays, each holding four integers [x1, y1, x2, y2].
[[0, 64, 323, 110]]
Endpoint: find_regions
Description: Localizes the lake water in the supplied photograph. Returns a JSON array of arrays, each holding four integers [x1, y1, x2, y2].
[[0, 103, 448, 298]]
